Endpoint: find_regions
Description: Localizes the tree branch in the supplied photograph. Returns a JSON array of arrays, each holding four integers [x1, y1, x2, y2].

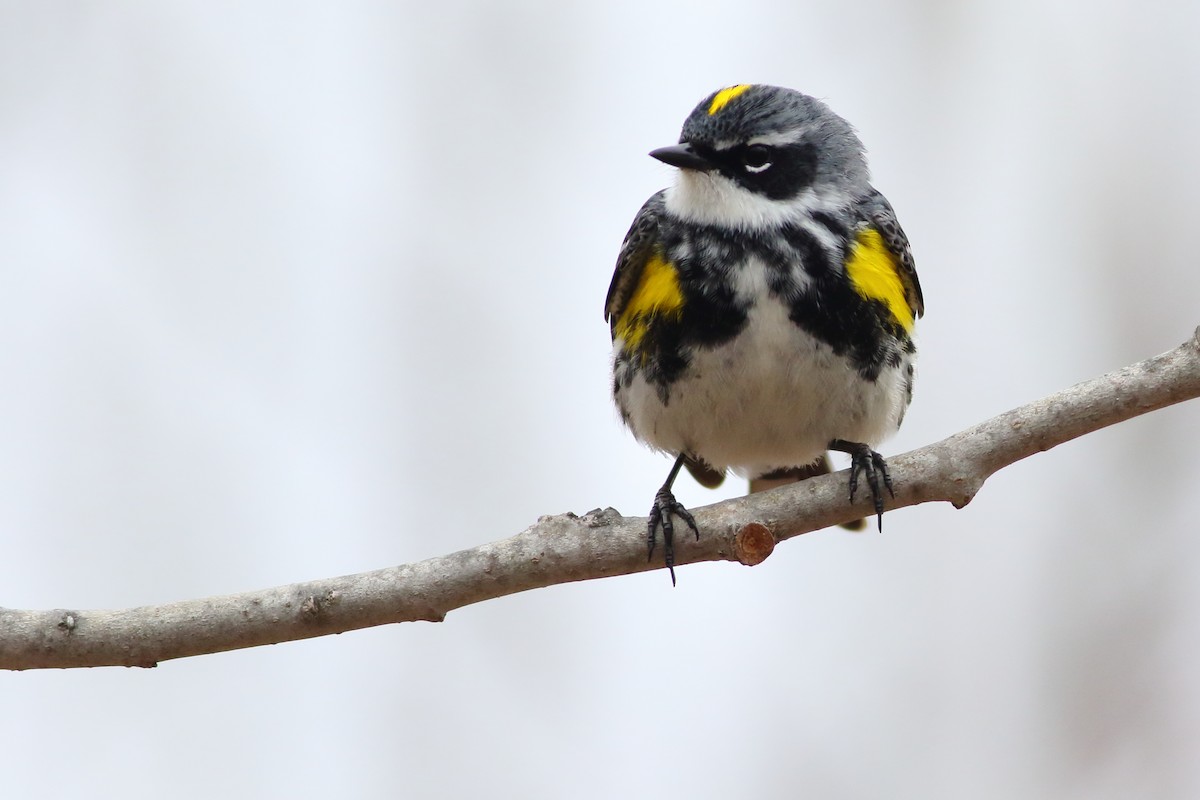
[[3, 328, 1198, 670]]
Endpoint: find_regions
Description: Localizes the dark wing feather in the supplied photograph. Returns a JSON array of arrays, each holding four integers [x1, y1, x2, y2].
[[605, 190, 668, 339], [862, 188, 924, 319]]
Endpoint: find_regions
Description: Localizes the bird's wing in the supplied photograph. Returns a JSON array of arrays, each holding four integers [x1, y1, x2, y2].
[[605, 190, 668, 339], [861, 188, 924, 319]]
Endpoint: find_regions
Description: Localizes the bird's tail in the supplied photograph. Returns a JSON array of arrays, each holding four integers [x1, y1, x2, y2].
[[682, 455, 726, 489]]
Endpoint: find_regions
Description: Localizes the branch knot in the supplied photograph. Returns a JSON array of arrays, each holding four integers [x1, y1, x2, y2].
[[734, 522, 776, 566]]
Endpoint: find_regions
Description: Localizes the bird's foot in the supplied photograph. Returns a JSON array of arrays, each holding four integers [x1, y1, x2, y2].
[[647, 487, 699, 586], [829, 440, 895, 531]]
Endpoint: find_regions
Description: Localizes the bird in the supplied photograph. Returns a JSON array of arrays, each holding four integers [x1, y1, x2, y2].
[[605, 84, 923, 584]]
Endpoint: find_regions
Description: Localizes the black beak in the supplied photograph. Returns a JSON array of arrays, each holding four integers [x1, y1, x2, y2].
[[649, 143, 716, 172]]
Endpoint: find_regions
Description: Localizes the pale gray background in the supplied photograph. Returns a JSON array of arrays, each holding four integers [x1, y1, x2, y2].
[[2, 2, 1199, 798]]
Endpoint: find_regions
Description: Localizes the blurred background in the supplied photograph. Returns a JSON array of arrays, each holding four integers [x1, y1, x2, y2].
[[2, 2, 1198, 797]]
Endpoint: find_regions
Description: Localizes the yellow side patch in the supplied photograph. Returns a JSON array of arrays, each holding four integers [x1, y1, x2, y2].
[[845, 228, 915, 333], [614, 252, 684, 353], [708, 84, 752, 116]]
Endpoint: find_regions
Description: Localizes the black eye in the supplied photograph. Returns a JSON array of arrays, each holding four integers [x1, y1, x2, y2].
[[742, 144, 773, 173]]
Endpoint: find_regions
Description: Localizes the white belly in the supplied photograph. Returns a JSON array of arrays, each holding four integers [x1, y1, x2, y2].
[[616, 298, 910, 477]]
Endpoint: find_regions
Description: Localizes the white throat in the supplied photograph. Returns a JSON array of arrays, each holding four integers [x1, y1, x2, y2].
[[664, 170, 846, 230]]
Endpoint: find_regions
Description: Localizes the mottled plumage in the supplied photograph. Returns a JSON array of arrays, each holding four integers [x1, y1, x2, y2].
[[606, 85, 923, 583]]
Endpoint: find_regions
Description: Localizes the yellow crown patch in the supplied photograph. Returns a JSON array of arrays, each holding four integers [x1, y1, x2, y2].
[[707, 84, 752, 116]]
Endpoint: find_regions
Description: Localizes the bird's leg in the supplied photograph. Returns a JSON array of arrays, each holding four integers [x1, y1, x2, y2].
[[828, 440, 895, 531], [647, 454, 700, 585]]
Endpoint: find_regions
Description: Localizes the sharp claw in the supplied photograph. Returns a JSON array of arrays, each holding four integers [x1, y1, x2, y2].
[[648, 486, 699, 585], [876, 451, 895, 498], [677, 507, 700, 541], [646, 509, 660, 561], [660, 499, 676, 578], [830, 440, 894, 533], [871, 478, 884, 515]]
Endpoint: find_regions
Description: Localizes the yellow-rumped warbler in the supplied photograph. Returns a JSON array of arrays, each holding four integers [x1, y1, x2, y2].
[[605, 84, 924, 583]]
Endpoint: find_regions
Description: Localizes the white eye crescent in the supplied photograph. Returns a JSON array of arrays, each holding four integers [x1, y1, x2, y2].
[[742, 145, 773, 173]]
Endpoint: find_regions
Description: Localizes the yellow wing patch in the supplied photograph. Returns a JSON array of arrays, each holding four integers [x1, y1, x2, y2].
[[845, 228, 915, 333], [614, 251, 684, 353], [708, 84, 752, 116]]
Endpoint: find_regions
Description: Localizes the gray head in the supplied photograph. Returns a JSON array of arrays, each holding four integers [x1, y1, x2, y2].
[[652, 85, 871, 228]]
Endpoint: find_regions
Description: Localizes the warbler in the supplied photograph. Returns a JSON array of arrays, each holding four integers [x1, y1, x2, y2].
[[605, 84, 924, 584]]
